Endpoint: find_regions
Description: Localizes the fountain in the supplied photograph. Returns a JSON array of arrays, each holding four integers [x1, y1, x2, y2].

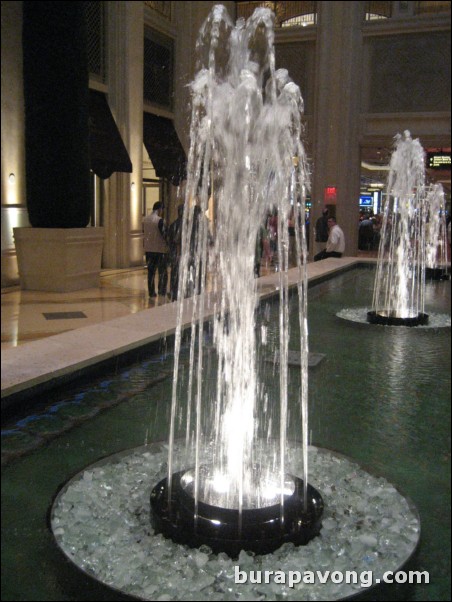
[[49, 7, 424, 600], [149, 4, 323, 556], [367, 131, 431, 326], [339, 132, 450, 329], [425, 183, 450, 281]]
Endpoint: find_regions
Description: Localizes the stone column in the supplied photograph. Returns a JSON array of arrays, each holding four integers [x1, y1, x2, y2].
[[1, 1, 26, 286], [103, 1, 144, 268], [310, 1, 364, 256]]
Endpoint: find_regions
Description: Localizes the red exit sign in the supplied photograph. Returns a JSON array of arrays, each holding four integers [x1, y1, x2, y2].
[[324, 187, 337, 204]]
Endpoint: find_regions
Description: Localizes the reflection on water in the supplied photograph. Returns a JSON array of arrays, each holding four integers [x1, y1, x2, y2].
[[1, 267, 451, 601]]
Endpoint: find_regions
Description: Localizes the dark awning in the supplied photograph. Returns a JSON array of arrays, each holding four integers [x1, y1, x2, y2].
[[143, 112, 187, 186], [89, 89, 132, 179]]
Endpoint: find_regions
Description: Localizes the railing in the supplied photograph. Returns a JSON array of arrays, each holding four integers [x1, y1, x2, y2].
[[365, 0, 451, 20], [236, 1, 317, 27], [414, 1, 451, 15], [84, 1, 106, 81], [365, 1, 392, 20], [144, 1, 172, 21]]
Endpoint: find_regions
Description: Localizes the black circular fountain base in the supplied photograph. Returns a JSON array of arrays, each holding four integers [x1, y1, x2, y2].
[[366, 310, 429, 327], [150, 470, 324, 557], [425, 267, 450, 281]]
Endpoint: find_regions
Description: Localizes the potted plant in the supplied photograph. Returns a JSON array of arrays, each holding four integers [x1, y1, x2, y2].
[[13, 1, 103, 292]]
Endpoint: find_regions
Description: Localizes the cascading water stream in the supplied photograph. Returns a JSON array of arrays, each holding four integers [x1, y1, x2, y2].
[[154, 4, 321, 554]]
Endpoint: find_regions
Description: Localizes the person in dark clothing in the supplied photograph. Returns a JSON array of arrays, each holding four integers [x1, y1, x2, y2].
[[358, 215, 374, 251], [142, 201, 169, 298], [187, 205, 213, 296], [315, 208, 329, 246], [167, 204, 184, 301]]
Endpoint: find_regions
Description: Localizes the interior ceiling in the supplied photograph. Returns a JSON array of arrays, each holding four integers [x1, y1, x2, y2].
[[360, 146, 451, 196]]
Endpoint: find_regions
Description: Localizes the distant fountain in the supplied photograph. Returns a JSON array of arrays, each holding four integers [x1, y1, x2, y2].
[[425, 183, 450, 280], [150, 4, 323, 556], [367, 131, 431, 326]]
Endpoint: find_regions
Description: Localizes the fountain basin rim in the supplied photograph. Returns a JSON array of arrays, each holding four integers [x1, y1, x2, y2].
[[425, 267, 450, 281], [337, 307, 450, 329], [49, 443, 421, 602]]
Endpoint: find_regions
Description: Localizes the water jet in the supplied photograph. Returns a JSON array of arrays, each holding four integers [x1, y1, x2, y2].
[[367, 132, 449, 327], [149, 4, 323, 555]]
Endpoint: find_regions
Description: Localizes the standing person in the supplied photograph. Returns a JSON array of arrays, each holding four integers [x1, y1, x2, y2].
[[447, 215, 451, 263], [314, 216, 345, 261], [267, 209, 278, 265], [288, 208, 297, 267], [188, 204, 213, 296], [358, 213, 374, 251], [167, 204, 184, 301], [143, 201, 169, 298], [261, 212, 272, 266], [254, 224, 268, 278], [314, 207, 329, 256]]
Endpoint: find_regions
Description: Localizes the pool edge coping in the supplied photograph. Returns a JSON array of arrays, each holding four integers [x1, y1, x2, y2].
[[1, 258, 375, 406]]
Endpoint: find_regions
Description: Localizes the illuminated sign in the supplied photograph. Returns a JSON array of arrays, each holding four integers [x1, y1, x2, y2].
[[359, 195, 373, 207], [426, 152, 451, 170]]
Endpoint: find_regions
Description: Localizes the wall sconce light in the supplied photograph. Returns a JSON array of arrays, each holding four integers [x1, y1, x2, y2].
[[8, 173, 16, 184]]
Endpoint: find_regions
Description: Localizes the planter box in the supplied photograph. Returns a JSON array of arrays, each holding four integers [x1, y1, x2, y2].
[[13, 227, 104, 292]]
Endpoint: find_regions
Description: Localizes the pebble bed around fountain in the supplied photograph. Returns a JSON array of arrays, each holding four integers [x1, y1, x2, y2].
[[337, 308, 451, 328], [50, 443, 420, 601]]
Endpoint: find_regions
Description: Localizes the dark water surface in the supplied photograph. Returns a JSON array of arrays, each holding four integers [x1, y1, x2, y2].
[[1, 267, 450, 601]]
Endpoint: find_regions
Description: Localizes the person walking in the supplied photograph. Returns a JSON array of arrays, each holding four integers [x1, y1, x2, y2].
[[143, 201, 169, 298]]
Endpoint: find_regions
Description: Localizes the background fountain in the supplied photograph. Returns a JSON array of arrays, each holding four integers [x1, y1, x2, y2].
[[150, 4, 323, 555], [425, 183, 450, 280], [339, 133, 450, 329], [368, 131, 431, 326]]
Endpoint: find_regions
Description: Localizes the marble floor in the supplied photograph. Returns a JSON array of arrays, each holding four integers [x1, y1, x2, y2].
[[1, 267, 162, 350], [2, 265, 288, 350], [1, 253, 378, 351]]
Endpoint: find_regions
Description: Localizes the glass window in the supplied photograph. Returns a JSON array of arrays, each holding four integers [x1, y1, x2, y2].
[[414, 1, 451, 15], [143, 28, 174, 110], [365, 1, 392, 20], [84, 1, 106, 82]]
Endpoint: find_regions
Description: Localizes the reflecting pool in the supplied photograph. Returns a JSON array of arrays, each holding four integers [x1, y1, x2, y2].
[[1, 266, 450, 601]]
